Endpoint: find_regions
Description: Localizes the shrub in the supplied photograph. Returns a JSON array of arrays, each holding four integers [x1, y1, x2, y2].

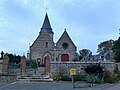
[[84, 63, 104, 74], [53, 74, 86, 81], [61, 75, 71, 81], [74, 75, 86, 81], [114, 64, 120, 81], [117, 73, 120, 81], [53, 75, 61, 81], [114, 72, 120, 81], [104, 70, 116, 83], [27, 60, 37, 69]]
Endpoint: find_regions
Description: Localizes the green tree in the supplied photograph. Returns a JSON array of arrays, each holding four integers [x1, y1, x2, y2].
[[112, 37, 120, 62], [97, 40, 114, 61], [79, 49, 92, 60], [7, 53, 21, 64], [97, 39, 114, 53]]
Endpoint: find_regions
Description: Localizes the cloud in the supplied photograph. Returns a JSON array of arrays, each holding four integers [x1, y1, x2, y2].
[[0, 0, 120, 55]]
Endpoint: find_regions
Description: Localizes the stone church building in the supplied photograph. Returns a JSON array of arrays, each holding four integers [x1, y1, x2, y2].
[[27, 13, 77, 75]]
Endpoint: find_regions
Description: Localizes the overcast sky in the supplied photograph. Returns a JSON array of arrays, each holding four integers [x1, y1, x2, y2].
[[0, 0, 120, 56]]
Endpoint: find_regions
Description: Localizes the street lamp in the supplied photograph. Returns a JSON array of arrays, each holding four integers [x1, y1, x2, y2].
[[37, 59, 41, 67]]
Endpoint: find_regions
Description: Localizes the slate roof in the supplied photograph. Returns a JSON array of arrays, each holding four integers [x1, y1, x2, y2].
[[41, 13, 53, 34]]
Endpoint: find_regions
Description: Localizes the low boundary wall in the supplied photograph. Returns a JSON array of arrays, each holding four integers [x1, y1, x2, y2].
[[0, 74, 18, 82], [50, 62, 115, 76]]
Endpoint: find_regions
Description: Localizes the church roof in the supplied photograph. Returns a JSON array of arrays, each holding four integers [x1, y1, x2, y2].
[[57, 29, 76, 48], [41, 13, 53, 34]]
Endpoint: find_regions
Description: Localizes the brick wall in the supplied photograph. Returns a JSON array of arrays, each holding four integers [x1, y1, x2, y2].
[[2, 55, 9, 74], [20, 56, 26, 75]]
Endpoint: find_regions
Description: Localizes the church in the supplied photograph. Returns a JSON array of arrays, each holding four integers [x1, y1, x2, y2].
[[27, 13, 77, 75]]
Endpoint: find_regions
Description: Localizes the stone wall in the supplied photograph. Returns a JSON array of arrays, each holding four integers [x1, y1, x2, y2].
[[50, 61, 115, 77], [0, 75, 17, 82]]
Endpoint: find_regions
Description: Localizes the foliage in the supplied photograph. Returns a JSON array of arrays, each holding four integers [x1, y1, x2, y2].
[[114, 64, 120, 81], [83, 63, 105, 83], [79, 49, 92, 60], [53, 75, 62, 81], [114, 64, 120, 74], [97, 40, 114, 53], [74, 75, 86, 81], [28, 60, 37, 69], [103, 70, 116, 83], [53, 74, 90, 81], [112, 37, 120, 62], [79, 55, 83, 61], [96, 38, 120, 62], [114, 52, 120, 62], [53, 75, 71, 81], [83, 63, 104, 74], [7, 53, 21, 64], [115, 74, 120, 81], [61, 75, 71, 81]]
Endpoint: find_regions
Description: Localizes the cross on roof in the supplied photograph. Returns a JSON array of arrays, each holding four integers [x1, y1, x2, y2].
[[46, 6, 48, 13], [119, 29, 120, 35]]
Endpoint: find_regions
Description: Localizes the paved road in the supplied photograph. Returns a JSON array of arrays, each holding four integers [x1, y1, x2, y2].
[[0, 81, 120, 90]]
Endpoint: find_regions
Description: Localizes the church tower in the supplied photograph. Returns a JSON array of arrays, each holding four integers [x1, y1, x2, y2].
[[40, 13, 54, 40], [30, 13, 54, 61]]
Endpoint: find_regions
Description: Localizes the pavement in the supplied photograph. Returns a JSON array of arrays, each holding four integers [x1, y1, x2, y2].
[[0, 81, 120, 90]]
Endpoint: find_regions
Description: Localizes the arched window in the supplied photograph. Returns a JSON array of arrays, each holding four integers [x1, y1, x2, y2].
[[45, 42, 48, 48], [61, 54, 69, 61]]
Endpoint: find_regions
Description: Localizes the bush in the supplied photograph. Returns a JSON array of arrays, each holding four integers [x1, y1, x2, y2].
[[117, 73, 120, 81], [74, 75, 86, 81], [61, 75, 71, 81], [28, 60, 37, 69], [53, 75, 61, 81], [84, 63, 104, 74], [104, 70, 116, 83], [53, 74, 86, 81], [114, 71, 120, 81], [114, 64, 120, 81]]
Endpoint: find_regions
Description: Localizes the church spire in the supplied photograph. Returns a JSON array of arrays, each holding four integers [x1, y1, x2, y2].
[[41, 13, 53, 33]]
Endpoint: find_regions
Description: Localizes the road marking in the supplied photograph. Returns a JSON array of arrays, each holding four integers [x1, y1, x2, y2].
[[0, 82, 16, 89]]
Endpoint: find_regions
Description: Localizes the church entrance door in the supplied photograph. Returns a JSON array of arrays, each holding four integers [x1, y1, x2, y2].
[[61, 54, 69, 61], [44, 55, 50, 76]]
